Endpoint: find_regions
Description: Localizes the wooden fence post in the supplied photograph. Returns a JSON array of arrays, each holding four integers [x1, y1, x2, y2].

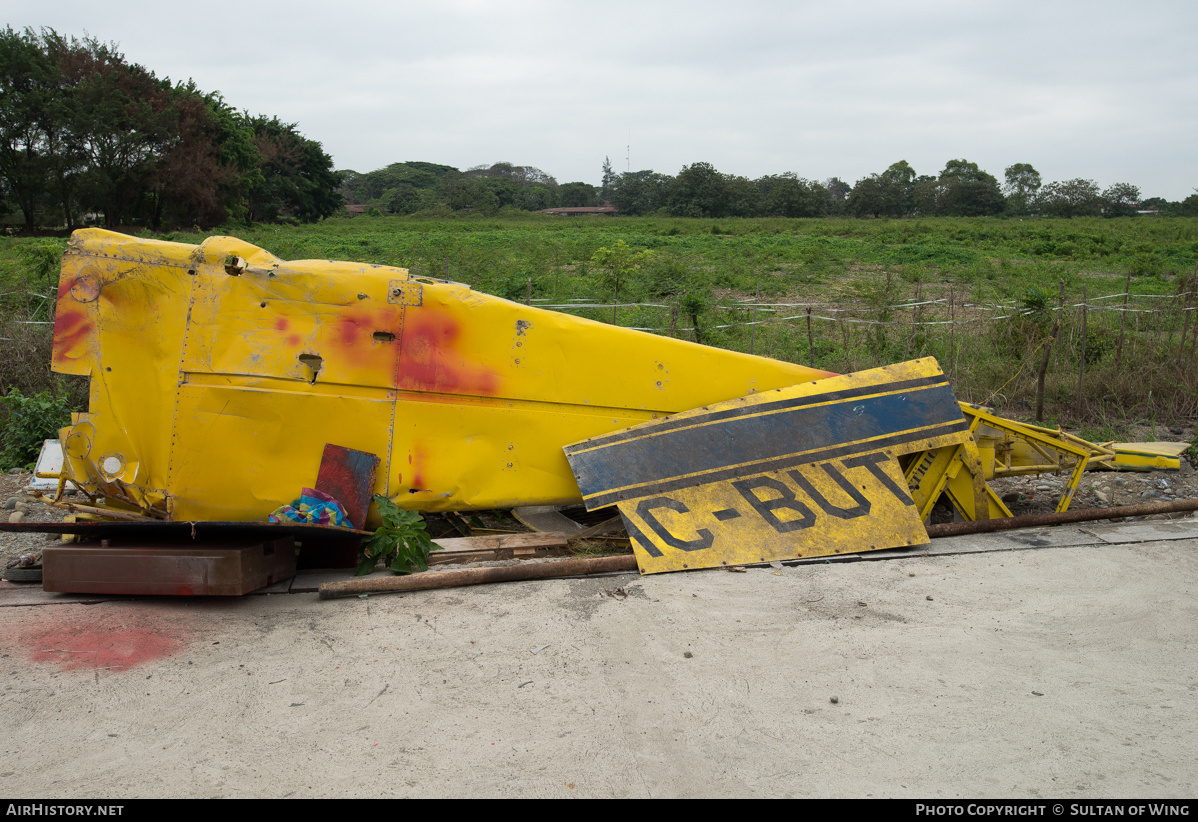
[[839, 316, 851, 372], [1075, 285, 1087, 420], [806, 307, 814, 368], [1035, 279, 1065, 423], [1177, 292, 1192, 364], [905, 283, 920, 359], [1115, 272, 1130, 371], [948, 285, 955, 377], [750, 281, 759, 355]]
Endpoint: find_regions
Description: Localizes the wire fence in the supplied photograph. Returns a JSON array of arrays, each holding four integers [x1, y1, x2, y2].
[[529, 281, 1198, 420], [529, 290, 1198, 334], [2, 280, 1196, 418]]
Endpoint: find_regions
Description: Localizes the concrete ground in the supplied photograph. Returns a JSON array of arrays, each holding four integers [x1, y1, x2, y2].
[[1, 518, 1197, 799]]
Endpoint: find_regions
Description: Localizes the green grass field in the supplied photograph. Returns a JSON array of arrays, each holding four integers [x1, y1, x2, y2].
[[2, 215, 1196, 439]]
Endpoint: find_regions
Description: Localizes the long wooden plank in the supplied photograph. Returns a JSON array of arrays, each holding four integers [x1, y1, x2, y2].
[[432, 532, 570, 554], [320, 554, 639, 599]]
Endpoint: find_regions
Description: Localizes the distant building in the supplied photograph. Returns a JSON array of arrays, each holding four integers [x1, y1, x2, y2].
[[345, 204, 366, 217], [539, 205, 617, 217]]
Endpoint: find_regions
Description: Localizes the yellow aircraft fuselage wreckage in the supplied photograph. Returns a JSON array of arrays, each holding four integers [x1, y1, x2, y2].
[[37, 229, 1186, 582]]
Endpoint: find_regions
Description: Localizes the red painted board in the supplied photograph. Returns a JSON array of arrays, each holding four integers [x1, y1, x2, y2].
[[314, 444, 380, 530]]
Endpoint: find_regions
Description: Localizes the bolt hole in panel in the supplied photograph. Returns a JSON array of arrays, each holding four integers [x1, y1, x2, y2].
[[298, 353, 323, 383]]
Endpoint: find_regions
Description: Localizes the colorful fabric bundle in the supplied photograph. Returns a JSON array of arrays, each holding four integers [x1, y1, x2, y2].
[[268, 487, 350, 527]]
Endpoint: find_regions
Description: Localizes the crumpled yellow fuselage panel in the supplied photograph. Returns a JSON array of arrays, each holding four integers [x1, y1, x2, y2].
[[52, 229, 833, 525]]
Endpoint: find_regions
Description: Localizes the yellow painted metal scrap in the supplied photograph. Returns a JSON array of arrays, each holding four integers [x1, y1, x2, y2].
[[51, 229, 834, 525], [1110, 442, 1189, 472], [904, 404, 1092, 522], [564, 358, 974, 573]]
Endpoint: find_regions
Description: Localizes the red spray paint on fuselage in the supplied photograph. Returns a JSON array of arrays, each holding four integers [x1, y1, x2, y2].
[[51, 309, 93, 365], [397, 308, 499, 395]]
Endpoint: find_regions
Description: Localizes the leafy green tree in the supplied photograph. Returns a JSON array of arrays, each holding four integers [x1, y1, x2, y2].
[[1175, 192, 1198, 217], [601, 156, 614, 202], [0, 27, 56, 231], [0, 27, 340, 230], [145, 89, 262, 229], [383, 181, 421, 214], [882, 160, 918, 215], [244, 115, 341, 223], [668, 161, 728, 218], [517, 184, 557, 210], [1036, 178, 1103, 217], [592, 239, 652, 321], [41, 32, 108, 229], [935, 159, 1005, 217], [1003, 163, 1041, 215], [343, 161, 456, 212], [757, 173, 828, 217], [68, 41, 176, 228], [1101, 182, 1141, 217], [724, 174, 760, 217], [848, 161, 918, 218], [609, 170, 671, 215], [1139, 196, 1173, 214], [823, 177, 851, 214], [847, 174, 887, 217], [454, 162, 560, 211], [559, 181, 600, 207], [442, 175, 499, 214], [481, 177, 522, 208], [466, 161, 557, 188]]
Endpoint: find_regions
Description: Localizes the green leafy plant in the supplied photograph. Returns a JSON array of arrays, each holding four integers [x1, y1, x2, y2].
[[17, 242, 64, 294], [356, 495, 441, 576], [591, 239, 653, 321], [0, 388, 74, 470], [1019, 285, 1057, 315]]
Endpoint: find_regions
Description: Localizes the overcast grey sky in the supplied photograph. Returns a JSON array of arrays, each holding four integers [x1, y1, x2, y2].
[[7, 1, 1198, 198]]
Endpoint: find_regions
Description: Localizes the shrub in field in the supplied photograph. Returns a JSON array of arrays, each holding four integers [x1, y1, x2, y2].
[[1019, 285, 1057, 315], [0, 388, 73, 470], [641, 255, 691, 297], [592, 240, 653, 319], [16, 242, 64, 296], [1128, 252, 1164, 278]]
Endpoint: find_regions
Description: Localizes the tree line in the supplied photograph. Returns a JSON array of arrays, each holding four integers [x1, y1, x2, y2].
[[6, 26, 1194, 230], [599, 159, 1198, 219], [340, 161, 564, 215], [345, 155, 1198, 220], [0, 27, 342, 232]]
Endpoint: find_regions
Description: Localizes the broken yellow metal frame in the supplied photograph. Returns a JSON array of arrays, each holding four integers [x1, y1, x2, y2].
[[904, 404, 1092, 522], [1109, 442, 1189, 472], [51, 229, 834, 526]]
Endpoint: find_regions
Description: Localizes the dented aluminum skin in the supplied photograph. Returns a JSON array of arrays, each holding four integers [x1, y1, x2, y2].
[[52, 229, 834, 526]]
